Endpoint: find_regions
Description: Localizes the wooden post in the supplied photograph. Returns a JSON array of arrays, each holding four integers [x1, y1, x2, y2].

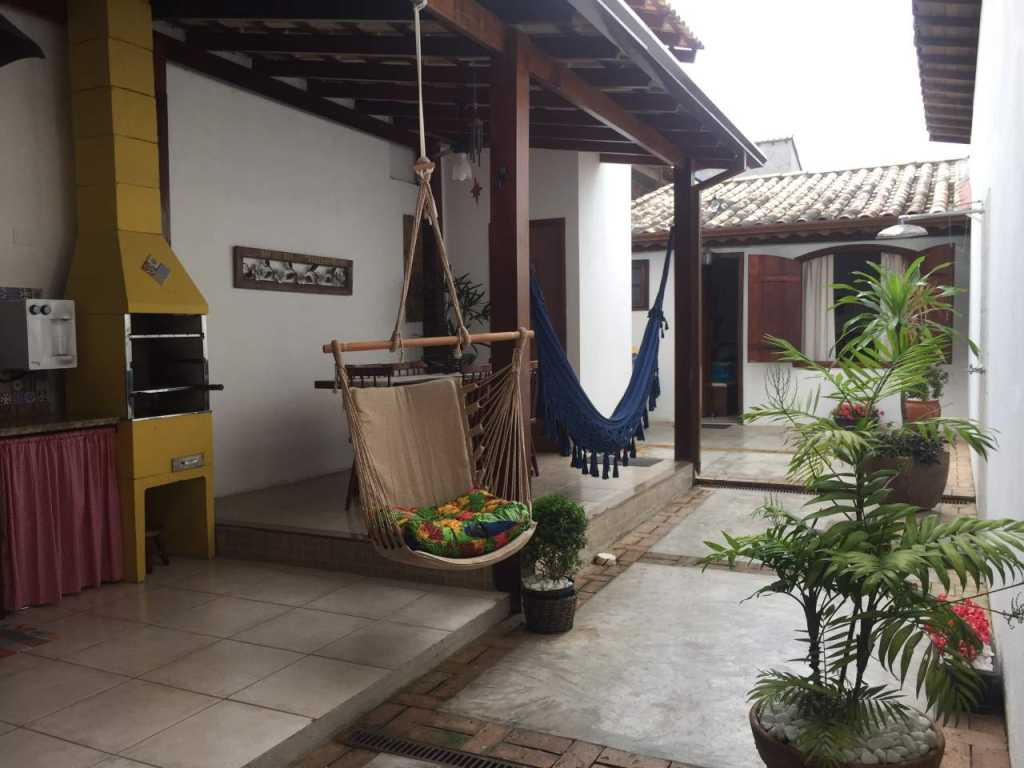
[[674, 159, 702, 471], [488, 29, 530, 602], [489, 30, 530, 369]]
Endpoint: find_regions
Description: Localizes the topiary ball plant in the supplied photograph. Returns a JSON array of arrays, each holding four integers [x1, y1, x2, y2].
[[522, 494, 587, 591]]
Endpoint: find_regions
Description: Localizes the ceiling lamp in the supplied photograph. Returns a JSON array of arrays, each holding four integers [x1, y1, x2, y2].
[[877, 216, 929, 240], [0, 14, 45, 67], [450, 152, 473, 182]]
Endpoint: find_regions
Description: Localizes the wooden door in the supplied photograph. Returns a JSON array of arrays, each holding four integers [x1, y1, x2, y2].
[[529, 218, 567, 351], [529, 218, 566, 451]]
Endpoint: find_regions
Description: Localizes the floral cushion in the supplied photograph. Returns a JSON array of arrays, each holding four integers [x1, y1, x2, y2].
[[391, 489, 530, 559]]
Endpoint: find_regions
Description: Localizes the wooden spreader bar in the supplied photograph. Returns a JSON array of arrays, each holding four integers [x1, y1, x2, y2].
[[322, 330, 532, 354]]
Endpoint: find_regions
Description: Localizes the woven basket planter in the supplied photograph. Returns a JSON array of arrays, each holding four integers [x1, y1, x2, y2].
[[749, 706, 944, 768], [522, 582, 577, 634]]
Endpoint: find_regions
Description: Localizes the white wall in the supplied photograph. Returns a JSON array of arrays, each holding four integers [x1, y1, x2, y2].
[[0, 7, 74, 298], [631, 246, 675, 422], [968, 1, 1024, 763], [167, 65, 420, 497], [443, 149, 632, 416], [632, 234, 971, 426]]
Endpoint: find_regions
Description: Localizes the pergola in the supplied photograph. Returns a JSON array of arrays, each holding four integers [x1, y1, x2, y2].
[[144, 0, 763, 470]]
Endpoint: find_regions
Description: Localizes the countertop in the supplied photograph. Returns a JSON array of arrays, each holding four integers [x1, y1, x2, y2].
[[0, 417, 120, 439]]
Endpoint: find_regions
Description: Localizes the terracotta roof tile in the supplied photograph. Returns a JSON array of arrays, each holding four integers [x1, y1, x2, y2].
[[632, 158, 969, 239]]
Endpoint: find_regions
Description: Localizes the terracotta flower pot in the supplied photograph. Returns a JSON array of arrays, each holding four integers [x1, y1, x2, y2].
[[903, 399, 941, 422], [863, 449, 950, 511], [749, 706, 945, 768]]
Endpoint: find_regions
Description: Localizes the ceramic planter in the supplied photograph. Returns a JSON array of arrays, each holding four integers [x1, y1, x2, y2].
[[522, 581, 576, 634], [903, 399, 941, 422], [749, 706, 945, 768], [864, 449, 950, 511]]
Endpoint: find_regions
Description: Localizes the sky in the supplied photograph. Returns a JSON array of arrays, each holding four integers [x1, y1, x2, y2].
[[672, 0, 967, 171]]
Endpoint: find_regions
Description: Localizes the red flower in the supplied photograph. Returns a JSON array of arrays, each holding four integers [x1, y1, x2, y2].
[[926, 595, 990, 661]]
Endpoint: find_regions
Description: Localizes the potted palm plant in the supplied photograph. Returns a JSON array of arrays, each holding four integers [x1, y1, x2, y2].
[[834, 257, 961, 423], [702, 324, 1024, 768], [521, 493, 587, 634]]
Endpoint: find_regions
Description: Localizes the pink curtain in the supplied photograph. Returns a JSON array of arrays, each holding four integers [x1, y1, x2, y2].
[[1, 427, 123, 611]]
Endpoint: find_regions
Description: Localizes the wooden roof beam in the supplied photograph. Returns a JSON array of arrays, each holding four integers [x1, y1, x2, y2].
[[154, 0, 415, 22], [423, 0, 685, 165], [154, 33, 417, 149]]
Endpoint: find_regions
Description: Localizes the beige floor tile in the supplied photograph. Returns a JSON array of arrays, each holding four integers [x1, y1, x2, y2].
[[315, 620, 449, 669], [65, 625, 216, 677], [173, 562, 281, 596], [125, 700, 309, 768], [0, 722, 15, 737], [6, 601, 82, 624], [141, 639, 301, 697], [92, 587, 217, 624], [231, 608, 372, 653], [31, 679, 216, 753], [57, 582, 148, 611], [223, 570, 348, 607], [141, 558, 214, 587], [0, 651, 45, 678], [0, 657, 125, 724], [156, 596, 291, 637], [95, 758, 155, 768], [0, 728, 106, 768], [230, 655, 388, 718], [28, 613, 143, 660], [306, 581, 425, 620], [390, 591, 501, 631]]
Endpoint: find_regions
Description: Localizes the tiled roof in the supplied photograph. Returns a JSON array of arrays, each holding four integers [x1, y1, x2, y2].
[[627, 0, 704, 53], [632, 159, 970, 242]]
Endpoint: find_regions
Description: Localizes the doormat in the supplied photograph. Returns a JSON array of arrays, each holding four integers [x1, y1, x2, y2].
[[626, 457, 663, 467], [0, 623, 56, 657], [702, 423, 733, 430]]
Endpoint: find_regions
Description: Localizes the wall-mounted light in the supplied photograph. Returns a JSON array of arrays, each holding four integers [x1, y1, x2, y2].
[[876, 203, 985, 240]]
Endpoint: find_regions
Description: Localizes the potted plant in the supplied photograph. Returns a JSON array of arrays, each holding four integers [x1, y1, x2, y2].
[[863, 424, 949, 511], [903, 365, 948, 422], [834, 257, 963, 423], [521, 493, 587, 634], [832, 401, 879, 430], [702, 324, 1023, 768], [444, 273, 491, 371]]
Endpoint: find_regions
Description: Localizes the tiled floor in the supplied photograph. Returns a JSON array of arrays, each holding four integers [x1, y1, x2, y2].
[[0, 558, 508, 768], [696, 422, 976, 499], [291, 485, 1008, 768]]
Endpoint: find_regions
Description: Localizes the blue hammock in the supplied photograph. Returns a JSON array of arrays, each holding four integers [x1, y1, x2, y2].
[[531, 228, 673, 479]]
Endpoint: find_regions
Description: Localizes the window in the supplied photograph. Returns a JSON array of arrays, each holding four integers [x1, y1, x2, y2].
[[632, 260, 650, 311], [748, 248, 947, 364], [832, 251, 881, 355]]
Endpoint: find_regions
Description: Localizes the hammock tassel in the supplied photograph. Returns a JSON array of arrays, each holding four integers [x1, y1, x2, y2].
[[571, 444, 580, 468], [602, 452, 610, 480], [621, 446, 629, 466], [613, 454, 619, 478], [630, 438, 637, 458], [581, 450, 590, 476], [589, 451, 599, 478]]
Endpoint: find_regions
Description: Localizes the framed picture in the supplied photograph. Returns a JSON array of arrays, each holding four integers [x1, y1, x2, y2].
[[233, 246, 353, 296]]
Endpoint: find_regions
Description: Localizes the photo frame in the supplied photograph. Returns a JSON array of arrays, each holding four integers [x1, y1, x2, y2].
[[233, 246, 353, 296]]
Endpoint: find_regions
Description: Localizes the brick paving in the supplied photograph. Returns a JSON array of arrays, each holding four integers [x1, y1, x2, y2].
[[291, 486, 1010, 768]]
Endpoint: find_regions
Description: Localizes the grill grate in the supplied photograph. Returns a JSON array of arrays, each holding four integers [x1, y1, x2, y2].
[[344, 728, 524, 768]]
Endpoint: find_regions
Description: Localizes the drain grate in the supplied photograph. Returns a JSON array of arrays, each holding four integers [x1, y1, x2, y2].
[[345, 728, 524, 768], [695, 477, 976, 505], [701, 423, 734, 430]]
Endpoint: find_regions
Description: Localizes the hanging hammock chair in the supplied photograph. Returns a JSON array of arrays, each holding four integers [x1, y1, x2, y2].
[[323, 0, 534, 571]]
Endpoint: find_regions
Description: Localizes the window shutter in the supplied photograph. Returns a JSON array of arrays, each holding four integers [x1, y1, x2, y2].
[[747, 254, 802, 362]]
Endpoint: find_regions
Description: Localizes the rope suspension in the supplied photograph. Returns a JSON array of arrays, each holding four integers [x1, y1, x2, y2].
[[323, 1, 534, 571]]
